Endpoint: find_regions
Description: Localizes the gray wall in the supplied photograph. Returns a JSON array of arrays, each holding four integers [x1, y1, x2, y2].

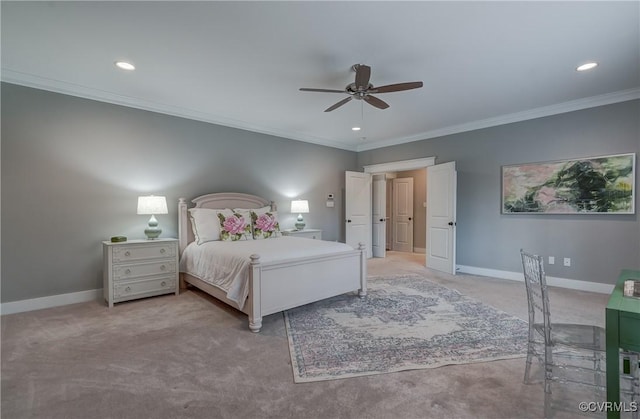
[[1, 83, 357, 303], [2, 84, 638, 304], [359, 100, 640, 284]]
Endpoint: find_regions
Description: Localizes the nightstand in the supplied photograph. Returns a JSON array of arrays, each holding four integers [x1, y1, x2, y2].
[[281, 228, 322, 240], [103, 238, 179, 308]]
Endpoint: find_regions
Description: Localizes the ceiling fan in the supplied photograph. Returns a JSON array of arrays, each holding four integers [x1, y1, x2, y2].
[[299, 64, 423, 112]]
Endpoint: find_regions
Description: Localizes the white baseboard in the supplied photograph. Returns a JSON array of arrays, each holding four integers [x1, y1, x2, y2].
[[1, 289, 102, 315], [456, 265, 614, 294], [0, 263, 615, 315], [413, 247, 426, 254]]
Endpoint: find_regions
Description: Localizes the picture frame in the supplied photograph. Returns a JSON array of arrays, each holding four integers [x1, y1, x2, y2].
[[501, 153, 635, 214]]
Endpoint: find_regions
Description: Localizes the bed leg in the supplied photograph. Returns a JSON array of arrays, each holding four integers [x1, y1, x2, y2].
[[179, 273, 188, 290], [248, 319, 262, 333], [358, 242, 367, 298], [248, 254, 262, 333]]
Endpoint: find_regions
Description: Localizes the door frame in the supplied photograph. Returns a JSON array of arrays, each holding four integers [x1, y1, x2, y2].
[[363, 157, 447, 266], [363, 157, 436, 175]]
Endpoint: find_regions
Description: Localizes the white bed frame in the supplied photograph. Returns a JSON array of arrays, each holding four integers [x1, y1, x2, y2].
[[178, 192, 367, 332]]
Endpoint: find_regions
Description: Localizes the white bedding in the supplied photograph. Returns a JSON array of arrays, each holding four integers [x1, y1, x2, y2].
[[179, 236, 355, 309]]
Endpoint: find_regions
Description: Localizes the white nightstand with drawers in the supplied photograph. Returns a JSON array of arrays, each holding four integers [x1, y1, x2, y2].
[[281, 228, 322, 240], [103, 238, 179, 307]]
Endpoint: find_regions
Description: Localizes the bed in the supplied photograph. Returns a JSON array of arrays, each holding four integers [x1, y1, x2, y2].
[[178, 192, 367, 332]]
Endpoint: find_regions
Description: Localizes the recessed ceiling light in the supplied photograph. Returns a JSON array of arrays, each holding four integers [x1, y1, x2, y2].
[[352, 127, 361, 131], [115, 61, 135, 71], [576, 62, 598, 72]]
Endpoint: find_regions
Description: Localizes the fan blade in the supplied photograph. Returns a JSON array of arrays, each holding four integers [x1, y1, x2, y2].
[[300, 88, 346, 93], [363, 95, 389, 110], [354, 64, 371, 90], [370, 81, 423, 94], [324, 97, 353, 112]]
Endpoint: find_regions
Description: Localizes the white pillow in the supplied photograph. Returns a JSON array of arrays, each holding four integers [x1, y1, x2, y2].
[[189, 208, 230, 245], [249, 206, 281, 240]]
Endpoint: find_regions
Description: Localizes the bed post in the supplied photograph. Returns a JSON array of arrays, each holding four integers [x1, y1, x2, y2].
[[358, 242, 367, 298], [178, 198, 189, 255], [178, 198, 189, 290], [248, 254, 263, 332]]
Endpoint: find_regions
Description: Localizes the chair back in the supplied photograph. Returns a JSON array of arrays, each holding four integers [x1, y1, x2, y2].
[[520, 249, 552, 345]]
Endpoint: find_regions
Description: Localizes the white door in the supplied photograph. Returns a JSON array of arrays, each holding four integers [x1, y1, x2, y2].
[[372, 176, 386, 258], [392, 177, 414, 253], [386, 179, 393, 251], [345, 171, 372, 258], [426, 162, 457, 274]]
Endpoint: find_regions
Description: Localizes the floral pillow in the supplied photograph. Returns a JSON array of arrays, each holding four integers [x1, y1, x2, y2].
[[218, 210, 252, 241], [250, 206, 281, 240]]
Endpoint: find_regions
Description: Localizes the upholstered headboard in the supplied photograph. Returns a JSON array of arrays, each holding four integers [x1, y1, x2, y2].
[[178, 192, 276, 254]]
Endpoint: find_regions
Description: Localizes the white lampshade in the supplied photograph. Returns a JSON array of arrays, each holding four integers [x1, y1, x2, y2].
[[290, 200, 309, 214], [137, 196, 168, 215]]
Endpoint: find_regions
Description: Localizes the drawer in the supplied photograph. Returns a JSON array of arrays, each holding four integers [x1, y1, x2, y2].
[[113, 259, 176, 281], [112, 243, 176, 263], [114, 277, 175, 299], [619, 313, 640, 351]]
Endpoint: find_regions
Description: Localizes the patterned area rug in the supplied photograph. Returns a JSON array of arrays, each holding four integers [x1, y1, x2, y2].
[[284, 274, 529, 383]]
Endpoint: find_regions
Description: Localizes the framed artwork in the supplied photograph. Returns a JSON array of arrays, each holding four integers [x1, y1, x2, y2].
[[502, 153, 635, 214]]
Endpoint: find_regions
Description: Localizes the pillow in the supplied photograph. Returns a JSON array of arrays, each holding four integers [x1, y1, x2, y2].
[[189, 208, 228, 245], [250, 206, 281, 240], [218, 210, 252, 241]]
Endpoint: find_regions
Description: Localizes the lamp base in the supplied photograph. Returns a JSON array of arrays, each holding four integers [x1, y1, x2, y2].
[[144, 215, 162, 239], [295, 214, 306, 230], [144, 227, 162, 240]]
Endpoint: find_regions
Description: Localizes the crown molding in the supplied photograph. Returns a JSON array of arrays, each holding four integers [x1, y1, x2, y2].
[[0, 69, 359, 152], [3, 69, 637, 153], [357, 87, 640, 152]]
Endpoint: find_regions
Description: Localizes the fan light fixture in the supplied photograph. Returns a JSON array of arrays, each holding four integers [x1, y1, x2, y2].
[[115, 61, 135, 71], [576, 62, 598, 72], [300, 64, 423, 112]]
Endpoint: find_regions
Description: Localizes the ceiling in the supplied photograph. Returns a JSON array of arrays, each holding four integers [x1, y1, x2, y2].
[[2, 1, 639, 152]]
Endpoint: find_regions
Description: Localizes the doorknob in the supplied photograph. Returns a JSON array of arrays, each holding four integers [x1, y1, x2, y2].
[[380, 219, 384, 222], [347, 219, 352, 223], [448, 221, 456, 226], [408, 217, 412, 221]]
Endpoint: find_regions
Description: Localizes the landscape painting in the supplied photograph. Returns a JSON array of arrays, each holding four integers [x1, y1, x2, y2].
[[502, 153, 635, 214]]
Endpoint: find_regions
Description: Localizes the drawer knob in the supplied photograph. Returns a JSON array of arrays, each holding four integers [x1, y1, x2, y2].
[[160, 265, 166, 271], [160, 248, 166, 254], [125, 286, 131, 292], [124, 251, 131, 257], [125, 269, 131, 275], [161, 281, 166, 287]]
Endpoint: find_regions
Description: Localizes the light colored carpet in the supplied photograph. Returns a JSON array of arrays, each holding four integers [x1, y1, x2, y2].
[[285, 274, 528, 382], [1, 252, 610, 418]]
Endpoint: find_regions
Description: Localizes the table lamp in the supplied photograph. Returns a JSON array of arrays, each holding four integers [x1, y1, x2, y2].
[[290, 199, 309, 230], [137, 195, 168, 239]]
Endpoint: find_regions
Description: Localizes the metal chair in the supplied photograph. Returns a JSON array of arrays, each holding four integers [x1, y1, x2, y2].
[[520, 249, 607, 417]]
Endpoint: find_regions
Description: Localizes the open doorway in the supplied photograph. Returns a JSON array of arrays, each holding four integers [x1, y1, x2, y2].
[[364, 157, 434, 259], [385, 169, 427, 254], [350, 157, 457, 274]]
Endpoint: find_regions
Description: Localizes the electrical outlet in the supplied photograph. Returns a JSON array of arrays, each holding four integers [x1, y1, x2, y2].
[[563, 257, 571, 267], [548, 256, 555, 265]]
